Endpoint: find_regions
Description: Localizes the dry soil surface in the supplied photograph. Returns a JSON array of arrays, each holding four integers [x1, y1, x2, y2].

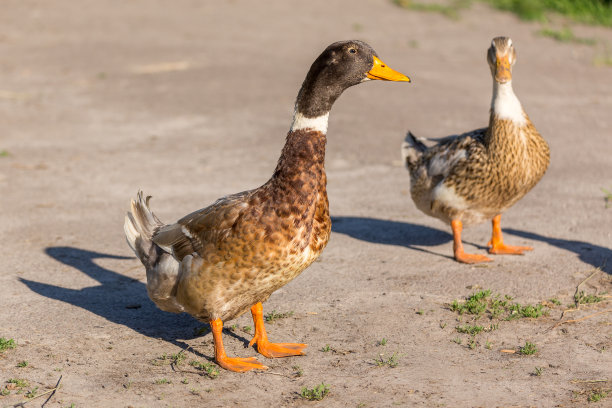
[[1, 1, 611, 407]]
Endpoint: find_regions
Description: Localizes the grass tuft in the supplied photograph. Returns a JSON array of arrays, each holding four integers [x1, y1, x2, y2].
[[575, 291, 604, 305], [456, 324, 485, 335], [25, 386, 38, 399], [264, 310, 294, 323], [451, 290, 549, 321], [171, 351, 187, 366], [588, 389, 609, 402], [292, 365, 304, 377], [519, 341, 538, 355], [300, 383, 330, 401], [7, 379, 28, 388], [374, 352, 402, 368], [190, 360, 220, 379], [0, 338, 16, 352], [603, 188, 612, 206]]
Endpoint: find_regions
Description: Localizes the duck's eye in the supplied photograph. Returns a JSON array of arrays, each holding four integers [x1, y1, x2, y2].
[[349, 48, 357, 54]]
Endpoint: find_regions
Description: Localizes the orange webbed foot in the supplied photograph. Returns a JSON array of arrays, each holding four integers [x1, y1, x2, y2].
[[487, 214, 533, 255], [488, 243, 533, 255], [249, 337, 307, 358], [454, 250, 493, 264], [215, 355, 268, 372], [249, 302, 307, 359]]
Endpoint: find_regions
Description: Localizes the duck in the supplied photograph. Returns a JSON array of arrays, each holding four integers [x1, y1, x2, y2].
[[125, 40, 410, 372], [401, 36, 549, 264]]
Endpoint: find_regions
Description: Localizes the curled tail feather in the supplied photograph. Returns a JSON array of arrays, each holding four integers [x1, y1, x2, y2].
[[124, 191, 164, 268], [401, 131, 427, 171]]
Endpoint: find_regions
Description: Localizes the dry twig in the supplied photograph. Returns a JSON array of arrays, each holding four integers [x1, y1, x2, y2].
[[12, 375, 62, 408]]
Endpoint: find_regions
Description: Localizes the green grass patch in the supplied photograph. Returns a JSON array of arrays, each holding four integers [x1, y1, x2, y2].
[[16, 360, 28, 368], [519, 341, 538, 355], [456, 324, 485, 335], [588, 389, 608, 402], [393, 0, 612, 27], [0, 338, 16, 352], [374, 352, 402, 368], [538, 27, 596, 45], [25, 386, 38, 399], [575, 291, 604, 304], [450, 290, 548, 321], [264, 310, 294, 323], [393, 0, 472, 20], [507, 303, 547, 319], [300, 383, 330, 401], [292, 365, 304, 377], [7, 378, 28, 387], [484, 0, 612, 27], [189, 360, 220, 379]]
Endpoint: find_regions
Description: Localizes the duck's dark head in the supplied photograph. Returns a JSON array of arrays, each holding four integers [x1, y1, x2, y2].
[[487, 37, 516, 84], [293, 40, 410, 131]]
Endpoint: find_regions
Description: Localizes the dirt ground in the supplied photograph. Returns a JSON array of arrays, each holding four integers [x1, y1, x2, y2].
[[1, 1, 611, 407]]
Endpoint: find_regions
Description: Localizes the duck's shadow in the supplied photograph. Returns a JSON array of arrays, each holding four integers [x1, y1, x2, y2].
[[20, 247, 250, 357], [331, 216, 611, 274], [504, 229, 611, 275], [331, 216, 453, 258]]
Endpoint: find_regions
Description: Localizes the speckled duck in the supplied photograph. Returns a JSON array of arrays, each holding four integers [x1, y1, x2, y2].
[[125, 40, 410, 372], [402, 37, 549, 264]]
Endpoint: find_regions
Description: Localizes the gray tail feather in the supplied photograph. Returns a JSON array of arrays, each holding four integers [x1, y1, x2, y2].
[[124, 190, 165, 268], [401, 131, 427, 169]]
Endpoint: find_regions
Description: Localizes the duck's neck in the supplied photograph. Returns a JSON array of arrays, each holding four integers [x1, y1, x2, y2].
[[486, 80, 528, 147], [490, 81, 526, 125], [272, 117, 327, 193]]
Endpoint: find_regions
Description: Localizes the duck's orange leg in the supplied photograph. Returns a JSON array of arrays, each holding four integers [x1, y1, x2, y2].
[[210, 318, 267, 372], [487, 214, 533, 255], [451, 219, 492, 264], [248, 302, 307, 358]]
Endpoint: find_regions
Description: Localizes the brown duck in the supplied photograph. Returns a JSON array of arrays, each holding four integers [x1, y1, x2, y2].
[[125, 40, 410, 372], [402, 37, 549, 264]]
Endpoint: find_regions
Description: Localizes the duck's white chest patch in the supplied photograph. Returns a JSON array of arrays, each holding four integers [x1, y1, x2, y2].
[[291, 112, 329, 134], [492, 81, 526, 126]]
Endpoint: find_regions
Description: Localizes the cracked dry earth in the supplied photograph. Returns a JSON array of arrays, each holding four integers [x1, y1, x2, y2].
[[1, 0, 611, 407]]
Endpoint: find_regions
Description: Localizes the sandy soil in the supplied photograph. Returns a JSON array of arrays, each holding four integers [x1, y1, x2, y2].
[[1, 1, 611, 407]]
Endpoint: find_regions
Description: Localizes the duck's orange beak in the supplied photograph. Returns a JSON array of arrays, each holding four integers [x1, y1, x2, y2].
[[495, 54, 512, 83], [367, 56, 411, 82]]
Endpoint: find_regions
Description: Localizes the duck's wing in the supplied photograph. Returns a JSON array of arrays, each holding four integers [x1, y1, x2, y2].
[[152, 191, 252, 261], [420, 127, 487, 179]]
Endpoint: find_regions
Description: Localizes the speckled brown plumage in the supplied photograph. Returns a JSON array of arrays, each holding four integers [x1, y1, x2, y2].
[[151, 128, 330, 322], [405, 113, 549, 225], [402, 36, 549, 263]]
